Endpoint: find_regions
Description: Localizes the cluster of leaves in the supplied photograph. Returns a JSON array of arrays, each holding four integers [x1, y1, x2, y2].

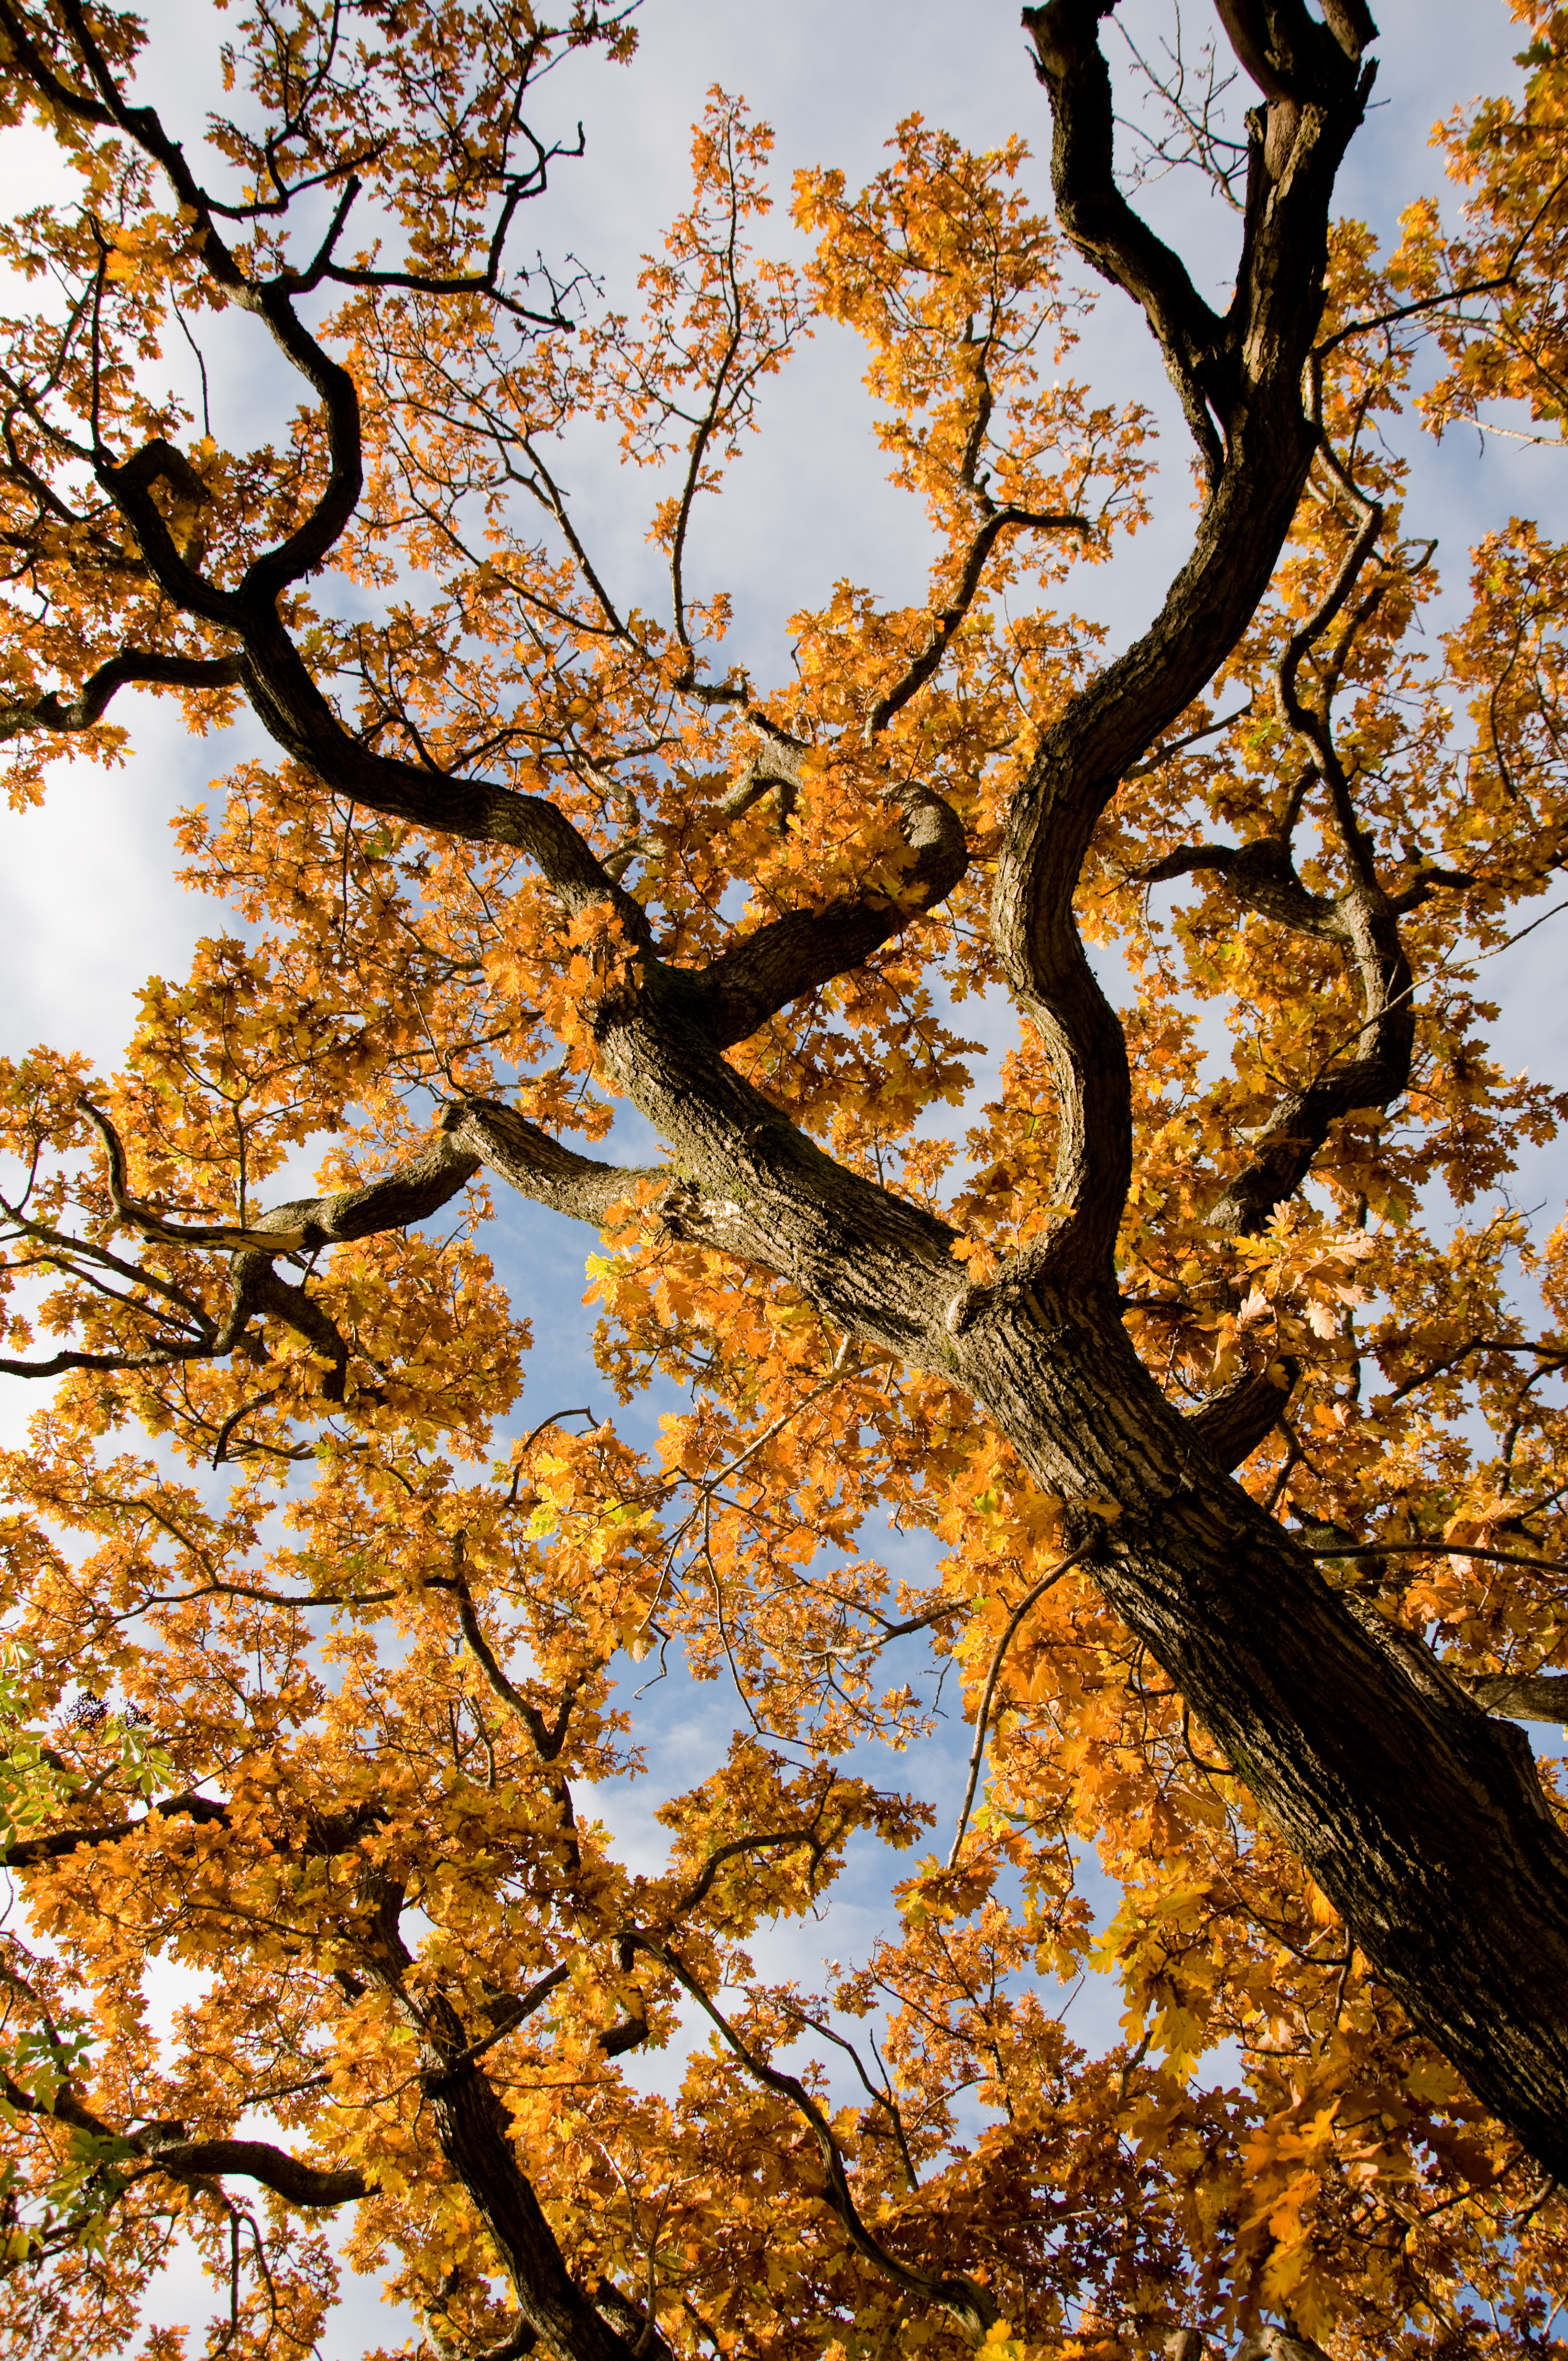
[[1, 4, 1567, 2360]]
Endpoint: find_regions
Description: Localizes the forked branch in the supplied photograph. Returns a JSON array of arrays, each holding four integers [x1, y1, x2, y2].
[[0, 1105, 491, 1407], [627, 1937, 1000, 2344], [0, 2062, 370, 2206], [994, 0, 1375, 1283]]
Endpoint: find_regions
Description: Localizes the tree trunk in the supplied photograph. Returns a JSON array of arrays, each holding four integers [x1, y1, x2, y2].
[[957, 1285, 1568, 2175]]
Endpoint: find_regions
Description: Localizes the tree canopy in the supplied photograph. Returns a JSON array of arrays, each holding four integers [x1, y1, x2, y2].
[[4, 0, 1568, 2354]]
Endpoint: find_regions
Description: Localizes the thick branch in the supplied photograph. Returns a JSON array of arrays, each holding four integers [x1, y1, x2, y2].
[[1208, 884, 1412, 1234], [445, 1100, 655, 1225], [1, 1789, 230, 1866], [238, 606, 655, 940], [259, 1136, 483, 1251], [0, 2054, 368, 2207], [1023, 2, 1232, 477], [369, 1917, 643, 2361], [0, 647, 242, 742], [683, 783, 969, 1048], [1185, 1356, 1298, 1471], [2, 1790, 384, 1868], [1469, 1674, 1568, 1726], [149, 2137, 368, 2208], [587, 2278, 678, 2361], [1136, 835, 1341, 938], [92, 438, 233, 629], [994, 2, 1374, 1283]]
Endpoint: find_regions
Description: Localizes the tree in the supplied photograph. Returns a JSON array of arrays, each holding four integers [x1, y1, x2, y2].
[[1, 0, 1568, 2349]]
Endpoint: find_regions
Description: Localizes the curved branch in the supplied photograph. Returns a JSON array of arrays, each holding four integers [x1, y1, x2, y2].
[[1022, 2, 1231, 478], [994, 2, 1374, 1285], [0, 2044, 364, 2205], [0, 0, 116, 124], [1133, 835, 1415, 1237], [91, 437, 233, 628], [0, 647, 242, 742], [948, 1545, 1091, 1867], [240, 1261, 356, 1403], [0, 20, 650, 961], [444, 1558, 580, 1762], [236, 606, 653, 937], [1186, 1356, 1299, 1472], [628, 1937, 999, 2344], [1208, 890, 1413, 1234], [865, 507, 1090, 739], [7, 1113, 483, 1402], [477, 2320, 542, 2361], [683, 782, 969, 1048], [1135, 834, 1341, 935], [34, 1, 366, 611], [149, 2137, 368, 2208], [661, 1804, 840, 1928], [0, 2049, 369, 2207], [84, 1101, 481, 1255]]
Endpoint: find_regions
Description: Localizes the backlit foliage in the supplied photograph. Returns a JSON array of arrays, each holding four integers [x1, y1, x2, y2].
[[0, 4, 1565, 2359]]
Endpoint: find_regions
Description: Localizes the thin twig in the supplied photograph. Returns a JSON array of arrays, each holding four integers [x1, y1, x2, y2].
[[948, 1544, 1092, 1867]]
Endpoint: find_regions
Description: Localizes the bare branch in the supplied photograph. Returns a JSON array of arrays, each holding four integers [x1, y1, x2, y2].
[[446, 1100, 656, 1226], [995, 0, 1374, 1283], [144, 2137, 368, 2210], [1467, 1675, 1568, 1727], [1022, 2, 1232, 479]]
